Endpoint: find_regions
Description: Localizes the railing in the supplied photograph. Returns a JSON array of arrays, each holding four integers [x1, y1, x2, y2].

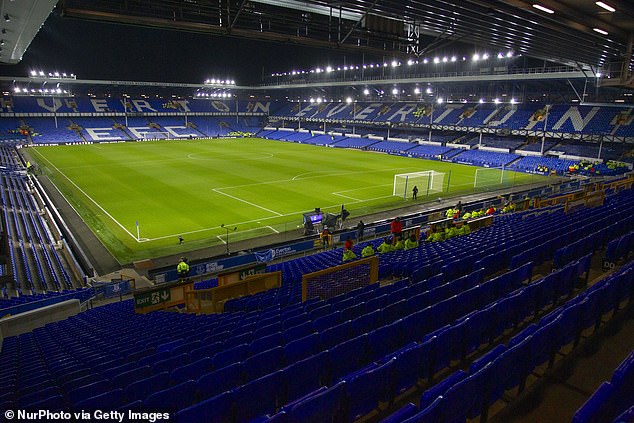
[[261, 66, 581, 87]]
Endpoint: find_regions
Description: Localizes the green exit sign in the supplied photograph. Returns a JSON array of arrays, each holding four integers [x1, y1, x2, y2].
[[134, 288, 171, 308]]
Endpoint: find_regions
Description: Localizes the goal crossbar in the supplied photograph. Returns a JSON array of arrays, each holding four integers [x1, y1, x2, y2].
[[393, 170, 445, 199]]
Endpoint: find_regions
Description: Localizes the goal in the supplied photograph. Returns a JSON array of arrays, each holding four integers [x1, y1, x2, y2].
[[474, 166, 512, 190], [139, 131, 171, 140], [393, 170, 446, 199]]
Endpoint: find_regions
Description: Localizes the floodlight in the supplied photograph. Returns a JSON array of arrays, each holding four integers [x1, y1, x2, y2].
[[437, 97, 444, 104], [30, 70, 37, 76], [451, 56, 457, 62], [433, 57, 440, 64], [506, 51, 513, 58], [345, 97, 353, 104], [407, 59, 414, 66], [532, 4, 554, 13], [54, 72, 59, 77], [326, 66, 333, 72], [593, 28, 608, 35], [392, 88, 399, 95], [510, 98, 517, 104], [497, 52, 504, 59], [414, 88, 421, 95], [343, 66, 348, 70], [391, 60, 398, 67], [596, 72, 602, 78], [442, 57, 448, 63], [316, 97, 323, 103], [482, 53, 489, 60], [479, 98, 484, 104], [426, 87, 433, 94], [473, 53, 480, 61], [13, 87, 19, 93], [363, 88, 370, 95], [595, 1, 615, 12], [423, 58, 429, 64], [494, 98, 501, 104]]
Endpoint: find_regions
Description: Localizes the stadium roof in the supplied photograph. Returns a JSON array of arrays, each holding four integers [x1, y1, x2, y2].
[[0, 0, 57, 64], [59, 0, 633, 68]]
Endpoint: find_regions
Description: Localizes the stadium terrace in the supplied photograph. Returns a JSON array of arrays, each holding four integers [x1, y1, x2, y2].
[[0, 1, 633, 422]]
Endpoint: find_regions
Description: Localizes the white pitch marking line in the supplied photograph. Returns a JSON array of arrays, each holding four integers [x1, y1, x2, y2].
[[216, 235, 227, 244], [266, 226, 280, 234], [30, 148, 140, 242], [332, 192, 361, 201], [212, 188, 283, 216]]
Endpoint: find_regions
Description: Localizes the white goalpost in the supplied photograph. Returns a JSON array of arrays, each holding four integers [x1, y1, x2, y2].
[[393, 170, 446, 199], [139, 131, 172, 140], [473, 166, 509, 189]]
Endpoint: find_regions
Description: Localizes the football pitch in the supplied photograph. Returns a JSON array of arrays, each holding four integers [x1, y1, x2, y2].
[[28, 138, 546, 263]]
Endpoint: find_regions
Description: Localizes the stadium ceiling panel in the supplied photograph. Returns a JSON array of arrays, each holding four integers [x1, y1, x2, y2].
[[60, 0, 632, 67], [0, 0, 58, 64]]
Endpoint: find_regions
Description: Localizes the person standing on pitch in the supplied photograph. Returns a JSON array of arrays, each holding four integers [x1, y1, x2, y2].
[[412, 185, 419, 200]]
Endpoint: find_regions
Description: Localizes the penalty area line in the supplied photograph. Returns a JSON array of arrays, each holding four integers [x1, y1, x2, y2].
[[30, 148, 141, 243], [212, 188, 283, 217]]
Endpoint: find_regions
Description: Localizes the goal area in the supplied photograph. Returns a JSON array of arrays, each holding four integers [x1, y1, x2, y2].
[[139, 131, 171, 140], [393, 170, 446, 199], [474, 166, 513, 190]]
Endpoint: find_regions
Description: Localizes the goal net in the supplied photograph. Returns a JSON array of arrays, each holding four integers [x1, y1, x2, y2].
[[139, 131, 171, 140], [302, 256, 379, 302], [474, 166, 513, 190], [393, 170, 445, 199]]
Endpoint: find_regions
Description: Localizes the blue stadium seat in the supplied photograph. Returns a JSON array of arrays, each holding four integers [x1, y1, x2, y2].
[[171, 357, 214, 385], [243, 346, 285, 380], [233, 371, 283, 423], [281, 352, 328, 405], [75, 388, 124, 410], [284, 381, 345, 423], [284, 333, 321, 363], [173, 391, 234, 423], [197, 362, 244, 400], [379, 402, 417, 423], [124, 372, 171, 403], [328, 334, 369, 382], [344, 358, 396, 421], [144, 380, 197, 411]]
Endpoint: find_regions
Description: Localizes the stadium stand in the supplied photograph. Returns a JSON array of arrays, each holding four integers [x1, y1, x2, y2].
[[451, 149, 521, 168], [2, 187, 630, 420]]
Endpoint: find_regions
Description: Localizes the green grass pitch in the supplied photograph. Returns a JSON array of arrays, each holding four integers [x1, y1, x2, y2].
[[28, 138, 546, 263]]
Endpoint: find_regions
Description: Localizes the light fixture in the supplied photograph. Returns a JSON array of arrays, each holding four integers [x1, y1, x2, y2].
[[532, 4, 555, 13], [436, 97, 444, 104], [493, 98, 501, 104], [392, 88, 399, 95], [473, 53, 480, 61], [391, 60, 398, 67], [345, 97, 352, 104], [433, 57, 440, 64], [426, 87, 433, 94], [593, 28, 608, 35], [595, 1, 615, 12], [414, 88, 421, 95], [363, 88, 370, 95]]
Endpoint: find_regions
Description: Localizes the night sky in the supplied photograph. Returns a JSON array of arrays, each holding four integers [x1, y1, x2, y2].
[[0, 13, 377, 85]]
